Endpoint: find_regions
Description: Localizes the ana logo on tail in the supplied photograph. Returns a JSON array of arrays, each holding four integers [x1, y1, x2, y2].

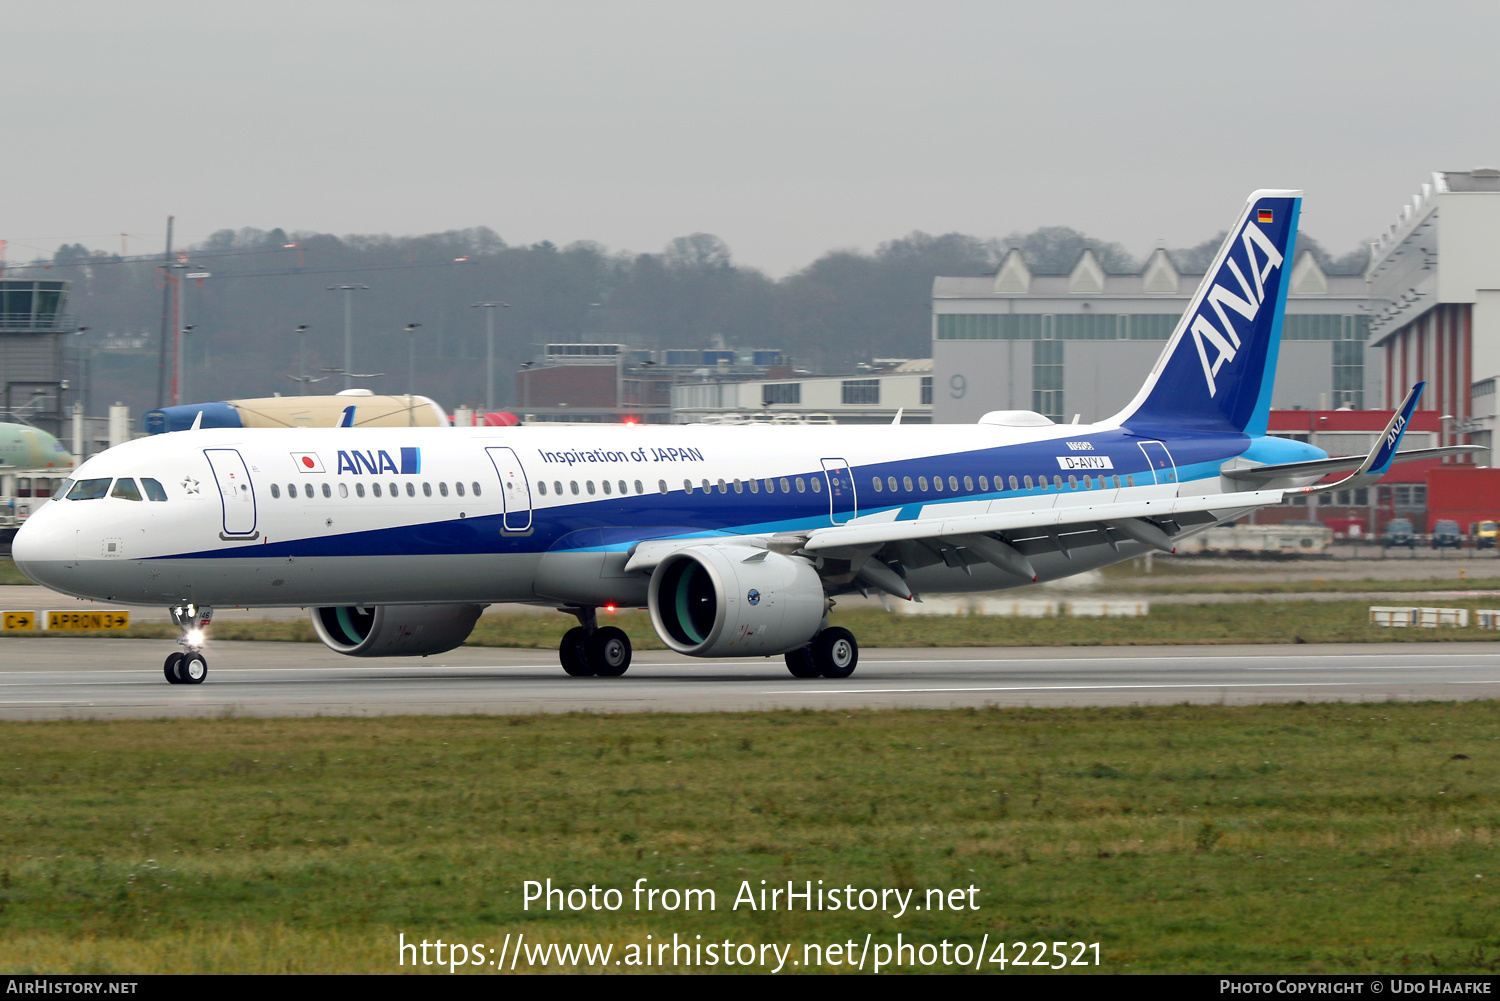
[[1190, 218, 1286, 398]]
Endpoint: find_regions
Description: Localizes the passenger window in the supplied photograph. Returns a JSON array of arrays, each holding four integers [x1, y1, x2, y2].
[[781, 478, 791, 493], [1068, 475, 1077, 489], [570, 481, 580, 495], [636, 480, 645, 495], [586, 481, 596, 495], [1127, 474, 1136, 487], [918, 476, 928, 491], [733, 479, 743, 494], [473, 482, 481, 496], [270, 483, 281, 499], [949, 476, 959, 491], [406, 482, 415, 497], [748, 478, 758, 494], [355, 482, 365, 498], [659, 479, 668, 494], [1053, 475, 1063, 488], [932, 476, 943, 492], [422, 482, 432, 497], [287, 483, 298, 499], [764, 478, 775, 494], [1023, 475, 1033, 489], [339, 483, 349, 498], [888, 476, 897, 492], [67, 478, 111, 500], [601, 480, 611, 495], [538, 481, 548, 496], [622, 480, 630, 495], [1009, 475, 1019, 490], [872, 477, 883, 492], [810, 477, 821, 493], [1113, 475, 1121, 488], [684, 479, 694, 493], [111, 478, 143, 501], [141, 477, 168, 502], [455, 482, 465, 497], [701, 479, 711, 493], [903, 476, 913, 491], [372, 482, 382, 497], [795, 478, 805, 493], [389, 482, 398, 497], [439, 482, 449, 497], [322, 483, 332, 498]]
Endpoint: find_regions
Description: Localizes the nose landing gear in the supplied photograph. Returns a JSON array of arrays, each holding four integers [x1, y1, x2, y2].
[[164, 604, 213, 685], [557, 606, 632, 677]]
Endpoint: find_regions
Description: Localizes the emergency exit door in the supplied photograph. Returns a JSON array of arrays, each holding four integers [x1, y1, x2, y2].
[[203, 448, 258, 538], [485, 446, 533, 532]]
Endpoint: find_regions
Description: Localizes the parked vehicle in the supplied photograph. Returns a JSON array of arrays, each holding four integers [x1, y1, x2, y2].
[[1385, 518, 1415, 550], [1431, 519, 1463, 550], [1471, 521, 1499, 549]]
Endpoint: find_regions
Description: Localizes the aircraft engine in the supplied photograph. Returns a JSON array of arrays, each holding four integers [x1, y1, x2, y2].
[[310, 604, 484, 657], [647, 545, 825, 657]]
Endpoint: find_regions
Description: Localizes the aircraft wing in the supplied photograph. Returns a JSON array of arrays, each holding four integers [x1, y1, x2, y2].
[[622, 488, 1282, 599], [1222, 445, 1482, 486], [801, 488, 1285, 555]]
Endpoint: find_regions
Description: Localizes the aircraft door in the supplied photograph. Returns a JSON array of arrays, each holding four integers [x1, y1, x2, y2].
[[485, 446, 533, 532], [1136, 441, 1177, 485], [203, 448, 258, 537], [821, 457, 857, 525]]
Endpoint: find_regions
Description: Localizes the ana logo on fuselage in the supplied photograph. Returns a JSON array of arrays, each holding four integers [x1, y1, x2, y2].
[[336, 447, 421, 475], [1188, 216, 1285, 398]]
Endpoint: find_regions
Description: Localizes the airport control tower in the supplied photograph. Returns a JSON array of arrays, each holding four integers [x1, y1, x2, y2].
[[0, 278, 73, 436]]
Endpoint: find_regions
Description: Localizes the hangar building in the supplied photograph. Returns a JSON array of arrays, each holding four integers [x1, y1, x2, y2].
[[931, 243, 1372, 424]]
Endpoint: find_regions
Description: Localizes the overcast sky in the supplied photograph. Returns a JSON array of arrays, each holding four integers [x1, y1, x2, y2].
[[4, 0, 1498, 275]]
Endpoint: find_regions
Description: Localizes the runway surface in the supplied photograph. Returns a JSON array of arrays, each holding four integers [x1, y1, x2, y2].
[[0, 639, 1496, 719]]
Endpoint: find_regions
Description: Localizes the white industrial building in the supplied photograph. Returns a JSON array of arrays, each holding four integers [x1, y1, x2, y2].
[[1365, 168, 1500, 460], [931, 239, 1373, 424], [671, 360, 933, 424]]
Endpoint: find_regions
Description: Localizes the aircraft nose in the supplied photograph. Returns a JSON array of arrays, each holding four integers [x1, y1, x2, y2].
[[11, 505, 72, 587]]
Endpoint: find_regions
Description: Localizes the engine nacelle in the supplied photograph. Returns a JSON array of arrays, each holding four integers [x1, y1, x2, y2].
[[311, 603, 483, 657], [647, 545, 825, 657]]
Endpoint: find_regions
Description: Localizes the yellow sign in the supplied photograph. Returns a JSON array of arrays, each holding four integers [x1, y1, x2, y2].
[[44, 610, 130, 631], [2, 611, 36, 631]]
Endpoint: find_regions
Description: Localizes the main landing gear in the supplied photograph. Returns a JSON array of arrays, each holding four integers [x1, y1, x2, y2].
[[784, 626, 859, 679], [163, 604, 213, 685], [558, 606, 632, 678]]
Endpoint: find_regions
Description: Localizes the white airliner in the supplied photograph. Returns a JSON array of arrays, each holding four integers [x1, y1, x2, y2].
[[11, 191, 1468, 685]]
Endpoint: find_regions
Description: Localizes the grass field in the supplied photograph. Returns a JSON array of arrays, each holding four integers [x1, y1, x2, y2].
[[0, 703, 1496, 974], [12, 599, 1500, 649]]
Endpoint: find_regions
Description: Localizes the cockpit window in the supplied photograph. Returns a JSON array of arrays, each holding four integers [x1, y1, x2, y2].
[[54, 478, 75, 500], [111, 478, 143, 501], [141, 478, 168, 502], [66, 478, 112, 501]]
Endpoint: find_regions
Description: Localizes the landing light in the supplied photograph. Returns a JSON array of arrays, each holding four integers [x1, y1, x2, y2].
[[185, 629, 205, 647], [605, 605, 616, 614]]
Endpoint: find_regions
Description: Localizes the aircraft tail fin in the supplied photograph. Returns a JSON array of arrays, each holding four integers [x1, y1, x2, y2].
[[1110, 190, 1302, 436]]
